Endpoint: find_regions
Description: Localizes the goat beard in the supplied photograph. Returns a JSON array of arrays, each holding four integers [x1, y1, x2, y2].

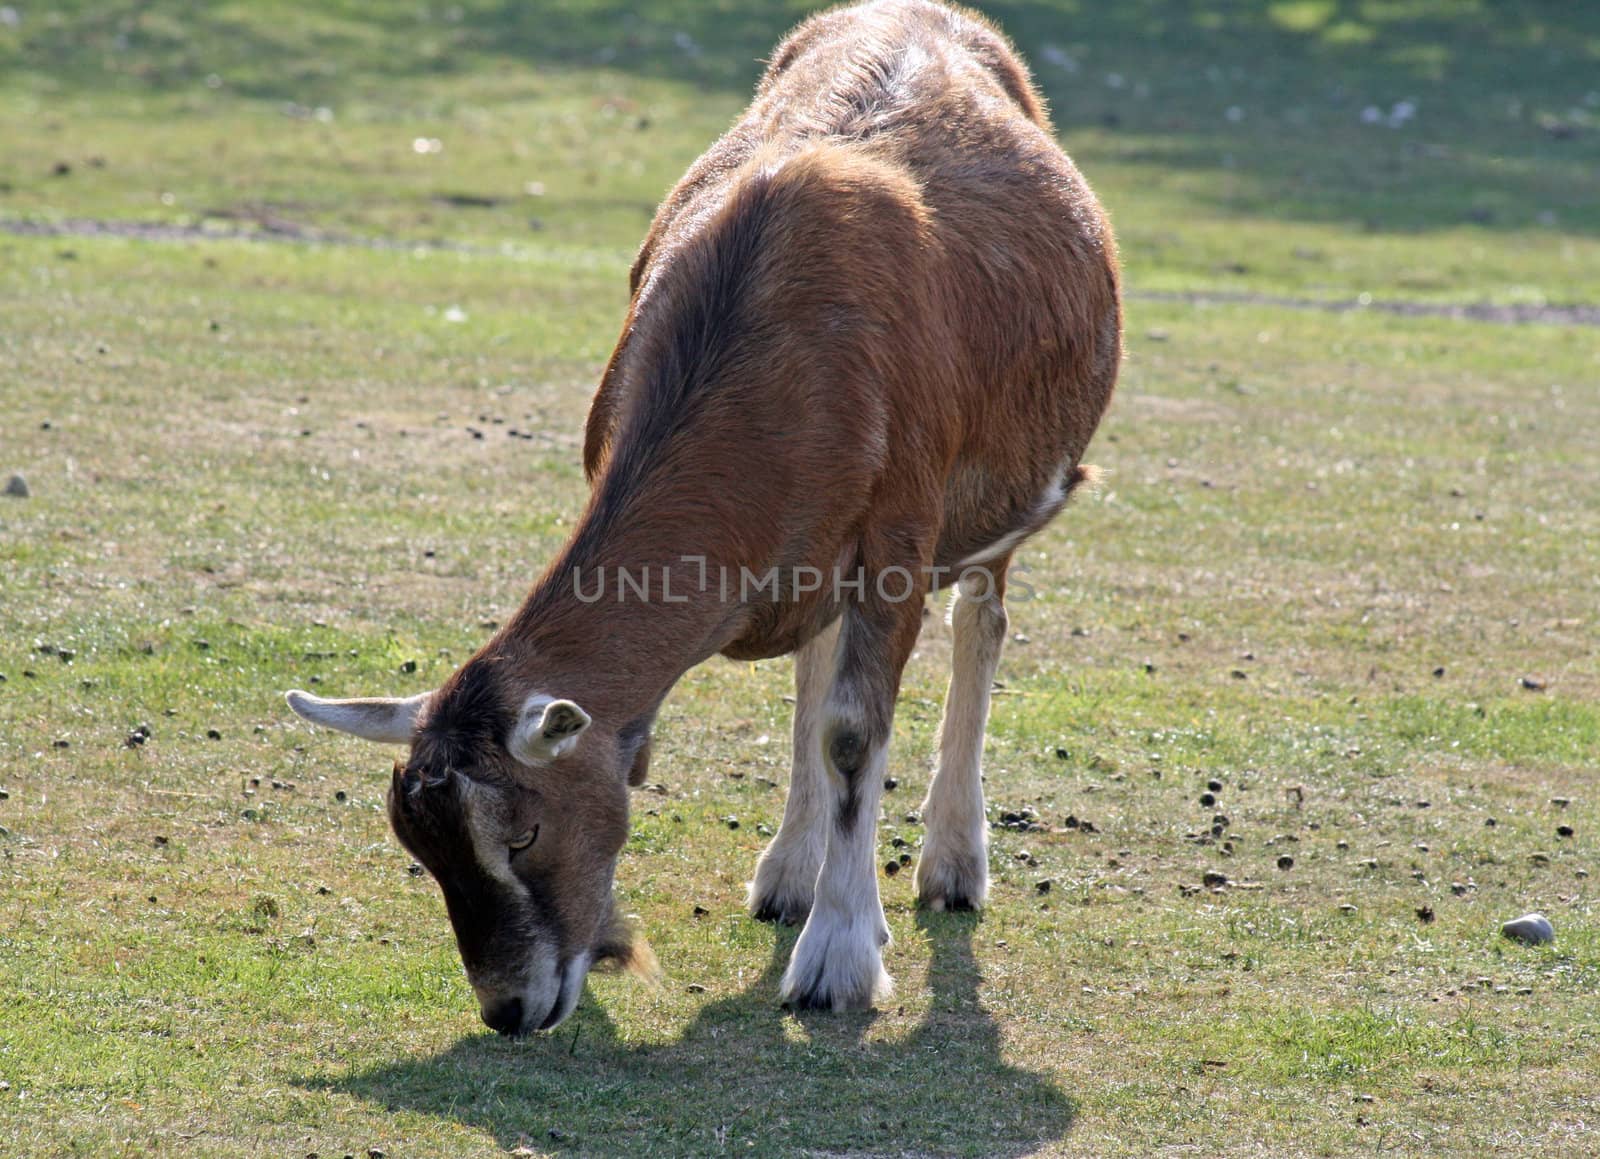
[[592, 911, 659, 981]]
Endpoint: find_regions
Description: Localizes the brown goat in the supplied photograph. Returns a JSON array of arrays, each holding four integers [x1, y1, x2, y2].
[[287, 0, 1119, 1034]]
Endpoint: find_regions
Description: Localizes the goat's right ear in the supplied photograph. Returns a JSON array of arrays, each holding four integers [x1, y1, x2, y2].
[[507, 694, 592, 765], [285, 689, 430, 744]]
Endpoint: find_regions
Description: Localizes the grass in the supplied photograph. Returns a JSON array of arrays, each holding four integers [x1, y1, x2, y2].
[[2, 1, 1599, 1155]]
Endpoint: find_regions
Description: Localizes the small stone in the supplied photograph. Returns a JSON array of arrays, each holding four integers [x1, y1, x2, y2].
[[1276, 855, 1294, 870], [206, 728, 222, 740], [1520, 676, 1547, 691], [335, 790, 348, 802], [1415, 905, 1434, 923], [1199, 792, 1216, 808], [1207, 779, 1223, 793], [692, 905, 709, 917], [407, 862, 424, 877], [400, 659, 418, 674], [1035, 879, 1052, 894], [1202, 870, 1229, 888], [1432, 666, 1445, 677], [3, 474, 29, 498], [1557, 825, 1574, 838], [723, 816, 739, 830], [883, 777, 897, 791], [1501, 913, 1554, 945]]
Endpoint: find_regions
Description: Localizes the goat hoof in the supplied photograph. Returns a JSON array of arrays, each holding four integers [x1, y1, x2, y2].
[[749, 896, 808, 925], [914, 848, 989, 913], [780, 909, 892, 1012]]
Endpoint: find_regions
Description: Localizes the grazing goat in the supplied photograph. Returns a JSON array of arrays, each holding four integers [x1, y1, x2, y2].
[[287, 0, 1119, 1034]]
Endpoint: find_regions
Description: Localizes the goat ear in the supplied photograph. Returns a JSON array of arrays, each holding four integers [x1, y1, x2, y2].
[[285, 689, 430, 743], [507, 695, 592, 765]]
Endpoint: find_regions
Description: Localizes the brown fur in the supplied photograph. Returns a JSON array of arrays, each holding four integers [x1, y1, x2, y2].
[[379, 0, 1118, 1029]]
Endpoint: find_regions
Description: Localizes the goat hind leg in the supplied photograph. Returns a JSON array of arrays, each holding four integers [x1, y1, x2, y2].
[[915, 564, 1009, 911]]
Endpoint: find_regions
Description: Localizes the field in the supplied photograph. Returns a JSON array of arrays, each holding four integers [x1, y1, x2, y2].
[[2, 1, 1598, 1155]]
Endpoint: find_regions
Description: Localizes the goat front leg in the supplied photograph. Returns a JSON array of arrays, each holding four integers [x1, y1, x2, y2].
[[780, 585, 923, 1011], [749, 616, 842, 924], [915, 562, 1010, 911]]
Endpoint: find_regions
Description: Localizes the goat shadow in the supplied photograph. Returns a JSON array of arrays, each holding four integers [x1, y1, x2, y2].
[[306, 912, 1076, 1156]]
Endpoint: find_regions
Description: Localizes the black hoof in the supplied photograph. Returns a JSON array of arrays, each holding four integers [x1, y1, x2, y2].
[[750, 898, 806, 926]]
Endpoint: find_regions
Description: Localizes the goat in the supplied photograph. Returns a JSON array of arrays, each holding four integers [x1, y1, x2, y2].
[[287, 0, 1119, 1034]]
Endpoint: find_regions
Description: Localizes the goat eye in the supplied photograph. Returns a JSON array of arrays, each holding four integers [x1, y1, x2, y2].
[[508, 825, 539, 852]]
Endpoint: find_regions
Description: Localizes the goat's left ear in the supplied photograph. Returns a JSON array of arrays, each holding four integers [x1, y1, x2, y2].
[[507, 694, 592, 765]]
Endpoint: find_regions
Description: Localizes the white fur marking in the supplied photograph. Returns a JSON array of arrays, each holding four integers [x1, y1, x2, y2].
[[954, 462, 1078, 569], [780, 733, 893, 1010], [507, 693, 592, 765], [749, 619, 842, 920], [915, 574, 1007, 909]]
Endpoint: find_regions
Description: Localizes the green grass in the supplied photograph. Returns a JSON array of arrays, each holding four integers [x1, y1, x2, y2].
[[3, 1, 1599, 1156]]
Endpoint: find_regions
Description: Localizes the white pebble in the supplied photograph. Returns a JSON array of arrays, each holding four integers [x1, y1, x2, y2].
[[1501, 913, 1554, 945]]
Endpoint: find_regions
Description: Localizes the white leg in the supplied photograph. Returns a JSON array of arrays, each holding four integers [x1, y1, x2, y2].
[[915, 567, 1008, 911], [779, 735, 893, 1010], [780, 593, 922, 1011], [749, 617, 840, 924]]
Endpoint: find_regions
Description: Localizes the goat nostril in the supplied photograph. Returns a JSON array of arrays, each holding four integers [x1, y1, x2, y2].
[[482, 996, 525, 1037]]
